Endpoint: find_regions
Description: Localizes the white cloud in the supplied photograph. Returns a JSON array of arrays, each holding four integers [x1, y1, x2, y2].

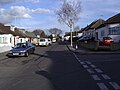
[[32, 8, 50, 14], [0, 6, 50, 24], [10, 6, 31, 18]]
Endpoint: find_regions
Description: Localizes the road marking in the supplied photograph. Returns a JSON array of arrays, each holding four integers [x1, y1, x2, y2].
[[109, 82, 120, 89], [86, 61, 91, 64], [82, 65, 89, 68], [80, 62, 85, 65], [87, 69, 95, 74], [90, 64, 96, 68], [72, 53, 120, 90], [101, 74, 111, 80], [95, 68, 103, 73], [73, 53, 81, 61], [78, 60, 81, 62], [76, 57, 79, 60], [91, 75, 101, 80], [97, 83, 109, 90]]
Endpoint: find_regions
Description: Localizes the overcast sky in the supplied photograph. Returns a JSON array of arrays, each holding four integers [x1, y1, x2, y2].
[[0, 0, 120, 33]]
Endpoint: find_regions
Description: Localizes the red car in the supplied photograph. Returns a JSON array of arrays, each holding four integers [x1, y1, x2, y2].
[[103, 37, 113, 45]]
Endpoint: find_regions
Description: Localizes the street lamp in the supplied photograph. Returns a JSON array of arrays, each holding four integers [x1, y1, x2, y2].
[[70, 18, 73, 47]]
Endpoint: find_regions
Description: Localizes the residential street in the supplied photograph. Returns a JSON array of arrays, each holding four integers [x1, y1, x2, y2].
[[0, 41, 120, 90]]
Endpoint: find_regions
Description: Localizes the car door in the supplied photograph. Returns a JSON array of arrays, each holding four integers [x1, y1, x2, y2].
[[27, 43, 35, 53]]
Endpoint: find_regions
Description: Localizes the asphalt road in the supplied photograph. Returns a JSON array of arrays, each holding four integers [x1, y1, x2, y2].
[[75, 52, 120, 90], [0, 41, 120, 90]]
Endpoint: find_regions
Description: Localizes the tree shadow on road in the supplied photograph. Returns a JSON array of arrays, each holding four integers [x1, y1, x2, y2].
[[35, 70, 60, 90]]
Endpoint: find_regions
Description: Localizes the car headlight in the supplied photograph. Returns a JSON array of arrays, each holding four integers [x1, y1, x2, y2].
[[20, 50, 26, 52]]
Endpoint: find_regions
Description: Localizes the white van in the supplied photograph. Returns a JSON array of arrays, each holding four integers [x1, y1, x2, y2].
[[39, 38, 52, 46]]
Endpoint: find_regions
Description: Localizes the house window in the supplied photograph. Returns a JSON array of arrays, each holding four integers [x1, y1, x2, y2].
[[20, 39, 22, 42], [0, 37, 7, 44], [10, 37, 12, 43], [3, 37, 7, 43], [109, 27, 120, 35], [0, 37, 3, 43]]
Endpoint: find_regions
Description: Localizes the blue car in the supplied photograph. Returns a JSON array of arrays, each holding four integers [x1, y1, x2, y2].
[[7, 42, 35, 57]]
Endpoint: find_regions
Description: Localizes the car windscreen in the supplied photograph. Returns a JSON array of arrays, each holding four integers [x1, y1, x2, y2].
[[40, 39, 45, 42], [14, 43, 27, 48]]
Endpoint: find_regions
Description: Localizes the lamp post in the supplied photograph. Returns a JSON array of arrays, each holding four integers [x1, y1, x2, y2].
[[70, 18, 73, 47]]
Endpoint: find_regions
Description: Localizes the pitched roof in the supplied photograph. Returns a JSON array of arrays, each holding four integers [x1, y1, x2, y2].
[[0, 23, 16, 35], [14, 28, 28, 38], [90, 19, 105, 29], [0, 23, 7, 34], [105, 13, 120, 24], [0, 23, 36, 38], [82, 19, 105, 31], [25, 31, 37, 38]]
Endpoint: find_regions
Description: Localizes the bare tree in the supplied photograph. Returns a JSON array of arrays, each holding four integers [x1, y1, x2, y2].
[[55, 0, 81, 46], [32, 29, 46, 38], [74, 25, 80, 36], [49, 28, 62, 36], [74, 25, 80, 31]]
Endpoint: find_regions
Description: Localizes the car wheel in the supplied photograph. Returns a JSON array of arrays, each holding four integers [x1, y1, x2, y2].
[[25, 52, 29, 57]]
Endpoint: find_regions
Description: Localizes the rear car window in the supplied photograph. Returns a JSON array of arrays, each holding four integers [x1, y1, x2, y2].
[[40, 39, 45, 42]]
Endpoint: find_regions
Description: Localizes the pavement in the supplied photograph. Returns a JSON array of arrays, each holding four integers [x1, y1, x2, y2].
[[0, 51, 8, 60], [67, 44, 120, 55]]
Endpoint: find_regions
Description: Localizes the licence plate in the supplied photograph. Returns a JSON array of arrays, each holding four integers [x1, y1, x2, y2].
[[13, 53, 19, 55]]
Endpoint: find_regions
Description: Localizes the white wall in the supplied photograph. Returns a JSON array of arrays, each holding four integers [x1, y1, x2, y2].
[[18, 38, 26, 43], [108, 23, 120, 42], [96, 23, 120, 42], [96, 26, 108, 41], [77, 33, 83, 37], [0, 34, 13, 53]]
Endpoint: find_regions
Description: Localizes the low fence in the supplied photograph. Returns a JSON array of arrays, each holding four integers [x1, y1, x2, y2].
[[77, 41, 120, 51], [77, 41, 99, 51], [110, 41, 120, 51]]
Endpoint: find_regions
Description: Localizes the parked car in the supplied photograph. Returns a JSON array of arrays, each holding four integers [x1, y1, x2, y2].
[[7, 42, 35, 57], [103, 37, 113, 46], [39, 38, 51, 46], [52, 38, 57, 43]]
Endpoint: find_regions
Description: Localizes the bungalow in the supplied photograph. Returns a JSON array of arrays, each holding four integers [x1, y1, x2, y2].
[[14, 28, 28, 43], [96, 13, 120, 42], [82, 19, 105, 40], [0, 24, 30, 53], [0, 23, 16, 53], [25, 31, 38, 45]]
